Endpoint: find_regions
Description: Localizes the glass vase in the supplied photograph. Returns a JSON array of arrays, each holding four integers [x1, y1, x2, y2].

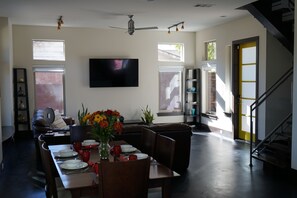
[[99, 140, 110, 160]]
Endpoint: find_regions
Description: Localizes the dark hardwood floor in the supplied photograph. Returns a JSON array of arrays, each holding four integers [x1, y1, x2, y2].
[[1, 132, 297, 198]]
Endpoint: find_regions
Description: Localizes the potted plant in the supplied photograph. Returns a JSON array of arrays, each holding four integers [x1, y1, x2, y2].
[[71, 104, 92, 143], [78, 103, 89, 126], [141, 105, 154, 125]]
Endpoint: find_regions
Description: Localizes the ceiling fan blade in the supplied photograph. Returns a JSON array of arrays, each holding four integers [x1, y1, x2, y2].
[[135, 26, 158, 30], [109, 26, 127, 30]]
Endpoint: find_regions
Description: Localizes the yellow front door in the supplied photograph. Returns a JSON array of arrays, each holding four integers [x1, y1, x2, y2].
[[239, 42, 256, 141]]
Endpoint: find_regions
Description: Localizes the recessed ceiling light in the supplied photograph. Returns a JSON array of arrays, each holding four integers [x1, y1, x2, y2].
[[194, 4, 214, 8]]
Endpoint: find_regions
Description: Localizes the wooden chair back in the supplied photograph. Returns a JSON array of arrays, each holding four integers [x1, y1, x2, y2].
[[140, 128, 157, 157], [38, 134, 45, 172], [70, 125, 92, 143], [41, 142, 58, 198], [154, 134, 176, 169], [98, 158, 150, 198]]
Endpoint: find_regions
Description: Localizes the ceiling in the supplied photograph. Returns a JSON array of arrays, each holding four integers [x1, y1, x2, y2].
[[0, 0, 257, 32]]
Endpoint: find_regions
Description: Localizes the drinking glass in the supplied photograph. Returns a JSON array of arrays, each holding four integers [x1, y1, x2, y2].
[[82, 150, 90, 162]]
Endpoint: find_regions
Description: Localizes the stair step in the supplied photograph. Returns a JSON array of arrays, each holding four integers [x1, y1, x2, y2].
[[265, 142, 291, 155], [252, 152, 290, 169]]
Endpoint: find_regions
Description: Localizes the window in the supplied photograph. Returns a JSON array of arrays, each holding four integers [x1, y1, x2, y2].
[[205, 41, 216, 60], [206, 70, 216, 113], [33, 40, 65, 61], [33, 67, 65, 114], [202, 40, 217, 114], [158, 66, 183, 113], [158, 43, 184, 62]]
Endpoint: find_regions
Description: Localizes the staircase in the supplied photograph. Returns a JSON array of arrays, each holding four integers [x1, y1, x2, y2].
[[251, 114, 292, 169], [240, 0, 294, 169], [249, 66, 293, 169], [241, 0, 294, 53]]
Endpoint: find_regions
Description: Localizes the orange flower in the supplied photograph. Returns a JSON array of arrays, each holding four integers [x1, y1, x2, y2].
[[100, 120, 109, 128], [84, 109, 123, 141], [113, 122, 123, 134]]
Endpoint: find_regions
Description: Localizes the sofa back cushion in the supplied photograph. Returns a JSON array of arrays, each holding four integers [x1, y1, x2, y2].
[[51, 111, 67, 129]]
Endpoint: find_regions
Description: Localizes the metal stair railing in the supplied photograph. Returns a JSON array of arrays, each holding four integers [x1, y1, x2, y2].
[[249, 66, 293, 167], [251, 113, 292, 157]]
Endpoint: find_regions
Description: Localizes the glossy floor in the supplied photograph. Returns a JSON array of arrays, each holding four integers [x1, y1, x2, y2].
[[1, 132, 297, 198]]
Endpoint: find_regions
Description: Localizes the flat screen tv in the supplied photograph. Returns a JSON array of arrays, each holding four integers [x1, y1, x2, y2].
[[89, 58, 139, 87]]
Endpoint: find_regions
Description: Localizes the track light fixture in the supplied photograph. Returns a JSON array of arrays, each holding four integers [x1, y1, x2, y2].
[[57, 16, 64, 30], [167, 21, 184, 34]]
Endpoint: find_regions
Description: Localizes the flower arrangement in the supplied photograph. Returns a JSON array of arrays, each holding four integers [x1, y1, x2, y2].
[[84, 109, 123, 142], [77, 103, 89, 126]]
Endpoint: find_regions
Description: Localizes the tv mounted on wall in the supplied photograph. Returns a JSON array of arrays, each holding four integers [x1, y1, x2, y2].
[[89, 58, 139, 87]]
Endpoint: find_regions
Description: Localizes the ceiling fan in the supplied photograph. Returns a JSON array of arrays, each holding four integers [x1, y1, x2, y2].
[[110, 15, 158, 35]]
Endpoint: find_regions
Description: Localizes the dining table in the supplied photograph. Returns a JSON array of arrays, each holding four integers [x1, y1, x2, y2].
[[48, 141, 180, 198]]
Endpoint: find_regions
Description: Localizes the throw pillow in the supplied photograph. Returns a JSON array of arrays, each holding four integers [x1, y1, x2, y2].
[[51, 111, 67, 129]]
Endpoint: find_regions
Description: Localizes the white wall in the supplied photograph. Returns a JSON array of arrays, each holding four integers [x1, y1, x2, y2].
[[0, 17, 14, 167], [0, 17, 14, 127], [265, 32, 293, 135], [12, 25, 196, 124], [195, 16, 267, 134]]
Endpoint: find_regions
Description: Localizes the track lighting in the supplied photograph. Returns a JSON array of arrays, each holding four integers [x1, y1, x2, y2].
[[167, 21, 184, 34], [57, 16, 63, 30]]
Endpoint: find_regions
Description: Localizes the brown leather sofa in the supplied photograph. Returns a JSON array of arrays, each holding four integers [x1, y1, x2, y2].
[[114, 123, 192, 173], [32, 107, 74, 145]]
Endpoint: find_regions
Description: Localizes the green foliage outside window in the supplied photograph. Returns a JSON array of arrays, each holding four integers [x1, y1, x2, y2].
[[206, 41, 216, 60]]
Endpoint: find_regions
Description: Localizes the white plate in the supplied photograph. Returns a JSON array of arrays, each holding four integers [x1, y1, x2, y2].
[[82, 142, 99, 146], [120, 144, 132, 149], [135, 153, 148, 159], [121, 146, 137, 153], [63, 159, 82, 164], [55, 150, 78, 158], [83, 139, 96, 143], [60, 161, 88, 170]]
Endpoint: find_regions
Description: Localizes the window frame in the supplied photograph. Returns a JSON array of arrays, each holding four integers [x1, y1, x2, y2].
[[157, 66, 184, 116], [205, 40, 217, 61], [32, 39, 65, 61], [33, 66, 66, 115], [158, 43, 185, 62], [201, 61, 217, 115]]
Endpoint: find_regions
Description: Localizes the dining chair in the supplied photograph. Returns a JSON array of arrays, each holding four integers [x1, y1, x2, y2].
[[153, 134, 176, 170], [41, 142, 71, 198], [140, 128, 157, 157], [38, 134, 59, 177], [98, 157, 150, 198], [70, 125, 92, 143], [37, 134, 45, 172]]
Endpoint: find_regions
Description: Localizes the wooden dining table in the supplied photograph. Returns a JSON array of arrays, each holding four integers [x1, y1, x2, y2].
[[48, 141, 180, 198]]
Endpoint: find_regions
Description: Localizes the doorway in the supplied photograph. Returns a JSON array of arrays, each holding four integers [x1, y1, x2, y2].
[[232, 37, 259, 142]]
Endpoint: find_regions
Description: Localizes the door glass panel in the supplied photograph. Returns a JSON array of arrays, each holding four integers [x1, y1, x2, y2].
[[241, 115, 255, 133], [241, 99, 255, 115], [242, 65, 256, 81], [242, 82, 256, 98], [242, 47, 256, 64]]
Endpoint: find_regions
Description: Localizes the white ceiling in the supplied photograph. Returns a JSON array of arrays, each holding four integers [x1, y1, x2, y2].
[[0, 0, 257, 32]]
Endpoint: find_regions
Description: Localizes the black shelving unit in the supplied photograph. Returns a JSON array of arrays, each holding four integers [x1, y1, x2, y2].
[[13, 68, 31, 134], [184, 68, 201, 127]]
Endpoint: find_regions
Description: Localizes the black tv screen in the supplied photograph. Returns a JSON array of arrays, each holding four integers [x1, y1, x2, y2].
[[89, 58, 139, 87]]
